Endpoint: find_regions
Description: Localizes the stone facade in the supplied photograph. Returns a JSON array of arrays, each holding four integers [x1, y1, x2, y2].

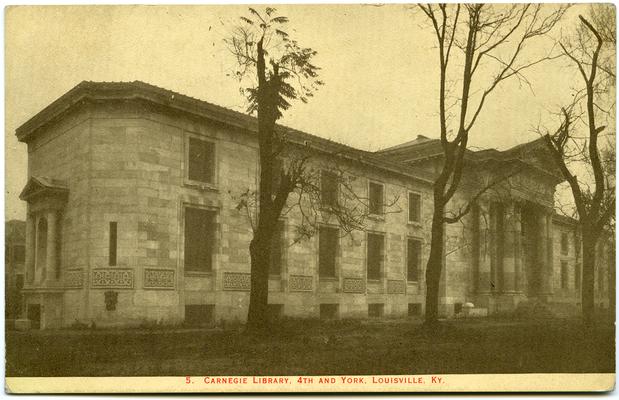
[[15, 81, 612, 328]]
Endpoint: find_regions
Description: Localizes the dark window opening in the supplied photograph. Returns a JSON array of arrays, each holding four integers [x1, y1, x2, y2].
[[367, 233, 384, 280], [184, 208, 216, 272], [269, 221, 285, 276], [407, 238, 421, 282], [408, 303, 422, 317], [561, 233, 569, 255], [454, 302, 463, 314], [320, 304, 339, 319], [321, 170, 338, 207], [109, 222, 117, 267], [15, 274, 24, 290], [185, 304, 214, 326], [188, 137, 215, 184], [561, 261, 568, 289], [319, 226, 338, 278], [368, 303, 384, 318], [369, 182, 384, 215], [408, 192, 421, 223], [27, 304, 41, 330]]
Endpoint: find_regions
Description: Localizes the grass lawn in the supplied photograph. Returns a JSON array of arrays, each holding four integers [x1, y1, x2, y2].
[[5, 317, 614, 377]]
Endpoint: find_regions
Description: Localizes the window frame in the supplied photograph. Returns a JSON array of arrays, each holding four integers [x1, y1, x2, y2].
[[407, 191, 422, 224], [560, 261, 569, 289], [318, 224, 339, 279], [182, 204, 218, 275], [406, 237, 423, 283], [368, 180, 385, 217], [184, 132, 218, 189], [320, 170, 339, 208], [560, 232, 569, 255], [366, 231, 385, 281]]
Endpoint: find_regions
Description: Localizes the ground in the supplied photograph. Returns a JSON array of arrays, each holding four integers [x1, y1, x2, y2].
[[5, 317, 614, 377]]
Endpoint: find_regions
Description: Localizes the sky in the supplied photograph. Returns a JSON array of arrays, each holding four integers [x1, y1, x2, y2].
[[5, 4, 596, 220]]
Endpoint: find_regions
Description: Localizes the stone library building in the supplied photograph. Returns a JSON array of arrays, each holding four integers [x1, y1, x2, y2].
[[15, 81, 612, 329]]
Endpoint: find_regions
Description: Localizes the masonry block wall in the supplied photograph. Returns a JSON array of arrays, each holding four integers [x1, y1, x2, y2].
[[17, 82, 611, 328]]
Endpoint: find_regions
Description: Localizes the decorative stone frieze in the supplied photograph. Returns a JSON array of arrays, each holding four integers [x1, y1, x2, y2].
[[91, 269, 134, 289], [223, 272, 251, 291], [387, 280, 405, 294], [343, 277, 365, 293], [144, 268, 175, 289], [289, 275, 313, 292]]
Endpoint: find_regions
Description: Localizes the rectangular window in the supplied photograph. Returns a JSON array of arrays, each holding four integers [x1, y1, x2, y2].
[[561, 233, 569, 255], [319, 226, 338, 278], [407, 238, 421, 282], [367, 233, 384, 280], [561, 261, 568, 289], [321, 170, 338, 207], [575, 263, 581, 291], [320, 304, 339, 319], [184, 207, 215, 272], [269, 221, 285, 276], [368, 303, 384, 318], [369, 182, 384, 215], [109, 222, 117, 266], [188, 137, 215, 184], [408, 303, 422, 317], [408, 192, 421, 223], [185, 304, 214, 326]]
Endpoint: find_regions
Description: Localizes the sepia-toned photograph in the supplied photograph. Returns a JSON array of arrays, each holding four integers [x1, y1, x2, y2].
[[4, 3, 616, 393]]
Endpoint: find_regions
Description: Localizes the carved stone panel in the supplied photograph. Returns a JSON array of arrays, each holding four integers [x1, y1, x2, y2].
[[289, 275, 313, 292], [144, 268, 175, 289], [387, 279, 406, 294], [223, 272, 251, 291], [65, 269, 83, 288], [91, 269, 134, 289], [343, 277, 365, 293]]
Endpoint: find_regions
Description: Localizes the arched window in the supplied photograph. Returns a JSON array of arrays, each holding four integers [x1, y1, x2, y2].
[[36, 217, 48, 272]]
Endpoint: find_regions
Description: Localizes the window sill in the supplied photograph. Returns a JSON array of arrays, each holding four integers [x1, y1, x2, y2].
[[319, 277, 338, 282], [407, 280, 419, 284], [367, 279, 382, 283], [269, 274, 282, 279], [184, 271, 213, 277], [407, 221, 423, 227], [367, 213, 385, 222], [183, 180, 218, 192]]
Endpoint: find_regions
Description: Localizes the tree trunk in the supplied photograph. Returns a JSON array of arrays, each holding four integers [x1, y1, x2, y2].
[[581, 237, 596, 326], [609, 243, 615, 319], [424, 201, 445, 326], [246, 234, 272, 334]]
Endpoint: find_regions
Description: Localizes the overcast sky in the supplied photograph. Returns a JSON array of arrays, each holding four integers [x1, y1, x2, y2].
[[5, 4, 590, 220]]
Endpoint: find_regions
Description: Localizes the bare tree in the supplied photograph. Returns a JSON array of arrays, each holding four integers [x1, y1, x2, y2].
[[542, 12, 616, 325], [417, 4, 566, 326], [226, 8, 399, 334]]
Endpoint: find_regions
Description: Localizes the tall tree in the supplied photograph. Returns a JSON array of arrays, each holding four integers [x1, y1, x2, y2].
[[226, 8, 398, 334], [417, 4, 566, 325], [542, 11, 615, 325]]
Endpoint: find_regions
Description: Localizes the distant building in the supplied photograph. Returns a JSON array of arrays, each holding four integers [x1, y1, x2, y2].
[[14, 81, 612, 329], [6, 220, 25, 324]]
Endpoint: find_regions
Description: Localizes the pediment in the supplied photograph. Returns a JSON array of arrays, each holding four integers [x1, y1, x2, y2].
[[19, 176, 69, 202]]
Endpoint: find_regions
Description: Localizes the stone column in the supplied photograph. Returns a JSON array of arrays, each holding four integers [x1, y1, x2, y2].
[[477, 203, 492, 293], [34, 215, 42, 284], [46, 210, 58, 281], [513, 203, 523, 293], [538, 209, 554, 297], [502, 203, 517, 292], [25, 214, 35, 283]]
